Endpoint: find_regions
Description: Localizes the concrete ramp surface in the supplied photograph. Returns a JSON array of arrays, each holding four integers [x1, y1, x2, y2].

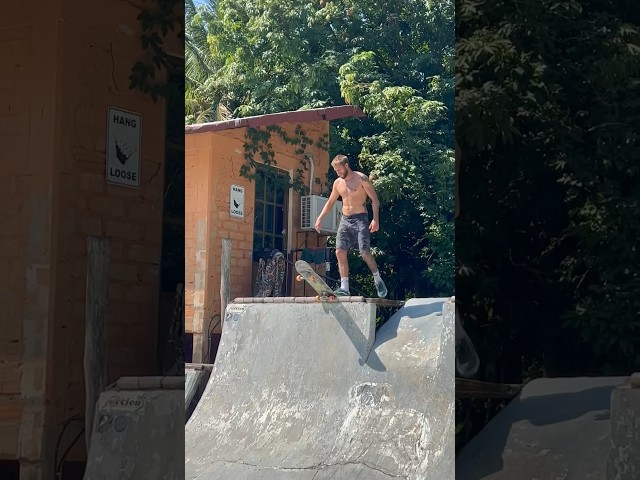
[[185, 297, 455, 479], [456, 376, 628, 480]]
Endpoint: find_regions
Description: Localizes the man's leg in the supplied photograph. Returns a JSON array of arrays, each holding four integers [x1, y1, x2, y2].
[[334, 219, 352, 295], [359, 249, 378, 274], [335, 247, 350, 293], [357, 217, 387, 298]]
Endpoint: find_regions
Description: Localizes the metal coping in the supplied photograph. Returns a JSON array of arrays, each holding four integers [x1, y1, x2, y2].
[[231, 296, 405, 307]]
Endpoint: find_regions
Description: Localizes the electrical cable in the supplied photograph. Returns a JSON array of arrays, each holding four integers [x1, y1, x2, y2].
[[55, 426, 85, 479], [53, 415, 84, 479]]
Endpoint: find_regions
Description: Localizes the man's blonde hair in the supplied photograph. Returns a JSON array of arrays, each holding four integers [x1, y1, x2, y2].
[[331, 154, 349, 166]]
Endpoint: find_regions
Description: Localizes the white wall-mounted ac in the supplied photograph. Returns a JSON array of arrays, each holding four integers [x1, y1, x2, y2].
[[301, 195, 342, 234]]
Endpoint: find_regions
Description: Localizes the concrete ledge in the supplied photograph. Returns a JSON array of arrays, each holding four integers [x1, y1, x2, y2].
[[231, 296, 405, 306], [107, 376, 184, 390], [84, 378, 184, 480]]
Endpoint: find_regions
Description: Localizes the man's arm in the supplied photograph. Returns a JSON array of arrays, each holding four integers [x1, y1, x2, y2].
[[360, 173, 380, 223], [314, 181, 340, 232]]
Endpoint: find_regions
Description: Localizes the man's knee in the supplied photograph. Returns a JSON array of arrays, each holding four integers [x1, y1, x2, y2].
[[359, 248, 373, 261], [336, 248, 347, 260]]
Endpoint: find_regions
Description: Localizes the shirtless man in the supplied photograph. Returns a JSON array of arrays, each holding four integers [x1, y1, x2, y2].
[[314, 154, 387, 298]]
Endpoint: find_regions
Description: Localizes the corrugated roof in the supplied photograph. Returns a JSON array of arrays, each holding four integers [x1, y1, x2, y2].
[[185, 105, 366, 135]]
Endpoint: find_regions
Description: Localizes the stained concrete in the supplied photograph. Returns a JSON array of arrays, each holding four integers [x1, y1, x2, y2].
[[606, 373, 640, 480], [456, 376, 628, 480], [83, 377, 184, 480], [185, 297, 455, 479]]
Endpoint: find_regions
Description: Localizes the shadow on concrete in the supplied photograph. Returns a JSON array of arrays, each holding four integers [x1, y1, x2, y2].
[[316, 300, 447, 374], [374, 301, 445, 345], [369, 300, 446, 371], [320, 300, 387, 372], [456, 384, 618, 480], [398, 302, 445, 319]]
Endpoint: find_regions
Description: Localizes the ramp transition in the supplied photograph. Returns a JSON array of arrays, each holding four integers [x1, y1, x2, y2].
[[456, 376, 628, 480], [185, 297, 455, 479]]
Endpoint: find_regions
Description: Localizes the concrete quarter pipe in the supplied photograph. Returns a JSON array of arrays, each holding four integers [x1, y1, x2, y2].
[[185, 297, 455, 479]]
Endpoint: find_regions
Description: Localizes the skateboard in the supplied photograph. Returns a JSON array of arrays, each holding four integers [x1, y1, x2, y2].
[[294, 260, 337, 302]]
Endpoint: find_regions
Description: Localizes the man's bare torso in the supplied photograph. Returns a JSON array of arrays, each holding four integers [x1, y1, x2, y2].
[[335, 171, 368, 215]]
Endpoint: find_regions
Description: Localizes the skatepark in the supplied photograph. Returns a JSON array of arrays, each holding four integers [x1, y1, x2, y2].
[[185, 296, 455, 479], [78, 294, 639, 479]]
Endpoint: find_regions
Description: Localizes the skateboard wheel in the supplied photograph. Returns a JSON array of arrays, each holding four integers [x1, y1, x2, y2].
[[296, 275, 303, 282], [310, 275, 316, 281]]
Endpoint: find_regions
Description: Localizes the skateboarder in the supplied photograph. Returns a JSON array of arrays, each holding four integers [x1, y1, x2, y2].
[[314, 154, 388, 298]]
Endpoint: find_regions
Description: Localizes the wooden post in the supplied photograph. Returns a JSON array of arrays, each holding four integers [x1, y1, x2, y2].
[[84, 236, 110, 452], [220, 238, 231, 328]]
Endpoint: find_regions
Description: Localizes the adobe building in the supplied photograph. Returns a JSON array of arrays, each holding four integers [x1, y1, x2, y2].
[[0, 2, 183, 479], [184, 106, 366, 364]]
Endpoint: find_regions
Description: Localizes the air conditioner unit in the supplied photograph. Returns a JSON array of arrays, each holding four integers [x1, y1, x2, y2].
[[301, 195, 342, 234]]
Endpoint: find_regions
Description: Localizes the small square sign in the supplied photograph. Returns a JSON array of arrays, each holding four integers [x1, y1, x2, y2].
[[230, 185, 244, 218], [106, 107, 141, 188]]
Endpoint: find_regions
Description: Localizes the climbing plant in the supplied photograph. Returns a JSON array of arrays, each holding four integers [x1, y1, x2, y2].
[[242, 125, 330, 196], [186, 0, 455, 299], [129, 0, 184, 102]]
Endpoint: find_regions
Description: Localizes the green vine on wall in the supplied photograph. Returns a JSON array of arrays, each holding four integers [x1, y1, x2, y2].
[[242, 125, 330, 196], [127, 0, 185, 375], [129, 0, 184, 102]]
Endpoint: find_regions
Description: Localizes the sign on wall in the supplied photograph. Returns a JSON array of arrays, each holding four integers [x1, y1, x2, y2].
[[106, 107, 141, 188], [230, 185, 244, 218]]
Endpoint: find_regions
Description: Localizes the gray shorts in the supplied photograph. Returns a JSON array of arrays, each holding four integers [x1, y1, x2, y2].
[[336, 213, 370, 252]]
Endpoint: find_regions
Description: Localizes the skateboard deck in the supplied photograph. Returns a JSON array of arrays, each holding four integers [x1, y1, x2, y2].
[[294, 260, 337, 302]]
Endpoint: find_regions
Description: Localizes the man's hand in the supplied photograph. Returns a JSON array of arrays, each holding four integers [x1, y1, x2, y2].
[[369, 219, 379, 233], [314, 216, 323, 233]]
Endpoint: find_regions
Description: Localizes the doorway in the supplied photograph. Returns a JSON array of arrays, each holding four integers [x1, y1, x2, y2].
[[251, 164, 290, 295]]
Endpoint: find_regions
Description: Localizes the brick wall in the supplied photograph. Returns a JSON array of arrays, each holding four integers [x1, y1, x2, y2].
[[209, 129, 255, 311], [50, 1, 181, 463], [0, 22, 29, 456], [0, 0, 182, 472], [184, 134, 210, 352], [185, 120, 331, 356]]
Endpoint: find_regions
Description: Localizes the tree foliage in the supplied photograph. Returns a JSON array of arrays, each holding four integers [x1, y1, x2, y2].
[[187, 0, 455, 297], [129, 0, 184, 102], [456, 0, 640, 380]]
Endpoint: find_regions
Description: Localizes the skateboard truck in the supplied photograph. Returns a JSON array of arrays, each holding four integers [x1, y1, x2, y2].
[[295, 273, 337, 302], [294, 261, 338, 303]]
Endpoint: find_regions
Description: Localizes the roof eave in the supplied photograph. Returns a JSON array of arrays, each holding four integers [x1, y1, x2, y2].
[[185, 105, 366, 135]]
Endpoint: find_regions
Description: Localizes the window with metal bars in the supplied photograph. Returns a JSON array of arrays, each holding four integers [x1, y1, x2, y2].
[[252, 165, 289, 258]]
